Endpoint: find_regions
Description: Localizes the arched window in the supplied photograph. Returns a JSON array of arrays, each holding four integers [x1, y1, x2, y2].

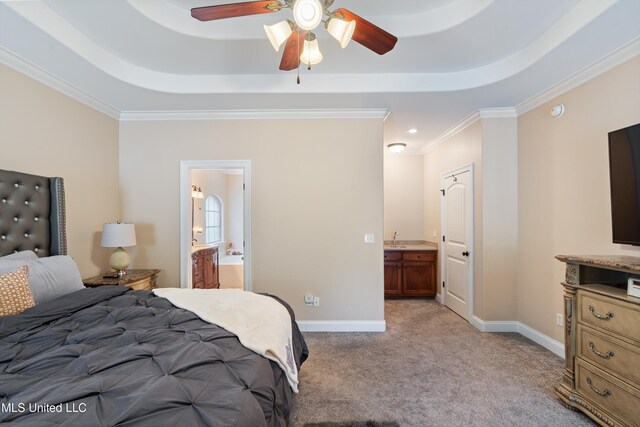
[[205, 195, 223, 244]]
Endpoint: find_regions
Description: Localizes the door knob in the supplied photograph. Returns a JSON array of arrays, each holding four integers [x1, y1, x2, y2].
[[462, 251, 469, 257]]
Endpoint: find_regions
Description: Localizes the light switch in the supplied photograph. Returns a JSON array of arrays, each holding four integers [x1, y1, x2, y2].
[[364, 233, 375, 244], [432, 229, 437, 237]]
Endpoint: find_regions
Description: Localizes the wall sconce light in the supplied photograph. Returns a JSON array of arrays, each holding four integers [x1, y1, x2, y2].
[[387, 143, 407, 154], [191, 185, 204, 199]]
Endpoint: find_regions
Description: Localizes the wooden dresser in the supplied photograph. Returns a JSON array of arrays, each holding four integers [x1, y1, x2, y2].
[[84, 269, 161, 291], [192, 246, 219, 289], [556, 255, 640, 427]]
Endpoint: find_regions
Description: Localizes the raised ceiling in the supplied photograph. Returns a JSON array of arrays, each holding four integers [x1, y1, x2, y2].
[[1, 0, 639, 153]]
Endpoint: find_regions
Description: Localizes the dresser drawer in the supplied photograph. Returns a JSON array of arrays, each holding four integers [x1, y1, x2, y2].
[[578, 292, 640, 342], [403, 251, 436, 262], [576, 359, 640, 426], [577, 324, 640, 387], [384, 252, 401, 261]]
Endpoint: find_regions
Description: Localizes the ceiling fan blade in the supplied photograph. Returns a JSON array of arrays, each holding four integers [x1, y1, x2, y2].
[[191, 1, 282, 21], [333, 8, 397, 55], [279, 31, 307, 71]]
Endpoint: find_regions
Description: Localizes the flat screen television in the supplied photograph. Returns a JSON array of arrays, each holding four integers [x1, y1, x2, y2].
[[609, 123, 640, 245]]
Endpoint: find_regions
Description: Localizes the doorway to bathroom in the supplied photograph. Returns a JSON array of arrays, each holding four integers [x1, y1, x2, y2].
[[179, 160, 252, 291]]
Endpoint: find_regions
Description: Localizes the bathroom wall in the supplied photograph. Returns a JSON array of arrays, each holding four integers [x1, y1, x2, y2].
[[226, 174, 244, 253], [191, 169, 228, 246], [383, 154, 425, 241]]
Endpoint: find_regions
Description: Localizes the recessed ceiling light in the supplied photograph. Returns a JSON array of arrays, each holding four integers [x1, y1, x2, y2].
[[407, 128, 418, 134]]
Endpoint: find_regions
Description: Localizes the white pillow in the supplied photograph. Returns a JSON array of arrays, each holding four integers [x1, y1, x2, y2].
[[0, 256, 85, 304], [0, 251, 38, 261]]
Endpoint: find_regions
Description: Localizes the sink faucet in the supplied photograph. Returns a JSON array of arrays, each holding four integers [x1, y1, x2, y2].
[[392, 231, 399, 247]]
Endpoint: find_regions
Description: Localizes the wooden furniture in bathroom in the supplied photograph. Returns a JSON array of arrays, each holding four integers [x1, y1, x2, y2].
[[192, 246, 219, 289], [384, 250, 437, 297], [555, 255, 640, 427]]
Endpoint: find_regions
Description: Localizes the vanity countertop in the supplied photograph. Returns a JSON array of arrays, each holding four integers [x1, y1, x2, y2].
[[191, 244, 220, 254], [383, 240, 438, 251]]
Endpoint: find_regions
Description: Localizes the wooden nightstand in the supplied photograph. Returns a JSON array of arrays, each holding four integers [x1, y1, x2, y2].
[[83, 269, 161, 291]]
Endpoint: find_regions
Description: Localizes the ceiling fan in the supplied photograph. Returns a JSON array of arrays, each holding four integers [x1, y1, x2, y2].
[[191, 0, 398, 75]]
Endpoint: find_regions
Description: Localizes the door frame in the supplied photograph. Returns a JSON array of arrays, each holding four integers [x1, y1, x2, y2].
[[439, 163, 474, 322], [180, 160, 252, 290]]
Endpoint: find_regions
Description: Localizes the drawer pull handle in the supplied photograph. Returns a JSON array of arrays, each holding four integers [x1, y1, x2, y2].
[[586, 378, 611, 397], [588, 342, 614, 359], [588, 305, 614, 320]]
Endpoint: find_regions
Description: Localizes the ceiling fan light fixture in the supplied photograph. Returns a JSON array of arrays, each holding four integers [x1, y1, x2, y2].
[[387, 143, 406, 154], [264, 20, 293, 51], [300, 33, 323, 65], [326, 17, 356, 48], [293, 0, 323, 31]]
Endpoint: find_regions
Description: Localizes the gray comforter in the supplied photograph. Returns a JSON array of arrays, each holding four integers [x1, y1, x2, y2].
[[0, 286, 308, 426]]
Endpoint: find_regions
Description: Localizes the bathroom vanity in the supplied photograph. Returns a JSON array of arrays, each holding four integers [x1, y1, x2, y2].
[[192, 245, 219, 289], [384, 241, 438, 297]]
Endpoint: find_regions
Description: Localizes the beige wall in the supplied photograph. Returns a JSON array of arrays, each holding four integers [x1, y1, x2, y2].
[[226, 174, 244, 252], [383, 154, 425, 240], [119, 118, 384, 321], [0, 64, 120, 277], [481, 117, 518, 321], [518, 56, 640, 342], [423, 120, 485, 318]]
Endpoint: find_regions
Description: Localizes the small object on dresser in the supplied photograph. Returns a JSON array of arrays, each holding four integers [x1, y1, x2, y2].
[[84, 269, 161, 291], [628, 277, 640, 298]]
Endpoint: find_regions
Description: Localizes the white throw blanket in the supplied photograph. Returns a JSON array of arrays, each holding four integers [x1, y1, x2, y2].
[[153, 288, 299, 392]]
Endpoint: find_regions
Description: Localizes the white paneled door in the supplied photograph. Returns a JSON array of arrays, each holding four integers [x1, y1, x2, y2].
[[441, 165, 473, 321]]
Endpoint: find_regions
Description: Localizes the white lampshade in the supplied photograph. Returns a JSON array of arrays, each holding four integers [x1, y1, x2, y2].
[[101, 222, 136, 248], [293, 0, 323, 31], [300, 34, 323, 65], [264, 20, 293, 51], [326, 17, 356, 48], [387, 143, 407, 154]]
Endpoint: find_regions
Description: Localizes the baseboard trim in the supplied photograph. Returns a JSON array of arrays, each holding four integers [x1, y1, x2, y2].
[[471, 316, 518, 333], [297, 320, 386, 332], [471, 316, 565, 358], [517, 322, 565, 359]]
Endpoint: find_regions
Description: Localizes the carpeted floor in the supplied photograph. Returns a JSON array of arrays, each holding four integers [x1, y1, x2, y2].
[[289, 299, 597, 427]]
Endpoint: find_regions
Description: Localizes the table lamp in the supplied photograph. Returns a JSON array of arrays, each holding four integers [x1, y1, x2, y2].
[[101, 221, 136, 277]]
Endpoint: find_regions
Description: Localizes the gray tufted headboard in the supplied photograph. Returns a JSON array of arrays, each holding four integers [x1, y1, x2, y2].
[[0, 169, 67, 257]]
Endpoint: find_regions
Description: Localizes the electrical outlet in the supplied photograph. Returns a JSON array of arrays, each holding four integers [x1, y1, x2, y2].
[[432, 229, 437, 237], [556, 313, 563, 327], [304, 295, 314, 306], [313, 297, 320, 307], [364, 233, 375, 244]]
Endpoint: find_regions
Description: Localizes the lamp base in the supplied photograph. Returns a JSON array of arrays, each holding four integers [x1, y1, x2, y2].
[[109, 247, 130, 278]]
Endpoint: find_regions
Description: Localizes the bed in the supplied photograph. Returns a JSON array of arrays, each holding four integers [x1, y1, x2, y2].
[[0, 169, 308, 426]]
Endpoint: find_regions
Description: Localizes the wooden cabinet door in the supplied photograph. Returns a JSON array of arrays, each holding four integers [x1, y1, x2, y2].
[[192, 254, 204, 289], [402, 261, 436, 296], [203, 254, 214, 289], [384, 262, 402, 296]]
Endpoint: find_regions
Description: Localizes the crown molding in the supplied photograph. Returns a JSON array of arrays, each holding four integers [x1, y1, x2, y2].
[[425, 38, 640, 154], [516, 37, 640, 116], [0, 46, 120, 120], [478, 107, 518, 118], [422, 112, 480, 154], [119, 109, 390, 122]]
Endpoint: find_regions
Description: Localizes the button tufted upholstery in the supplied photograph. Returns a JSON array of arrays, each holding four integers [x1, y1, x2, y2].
[[0, 169, 67, 258], [0, 287, 306, 426]]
